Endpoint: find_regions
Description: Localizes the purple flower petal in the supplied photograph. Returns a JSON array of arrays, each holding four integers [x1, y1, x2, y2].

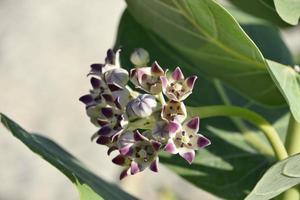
[[164, 140, 178, 154], [197, 135, 211, 148], [179, 149, 195, 164], [186, 75, 197, 89], [151, 141, 161, 151], [149, 158, 159, 172], [79, 95, 93, 104], [160, 76, 168, 90], [112, 154, 126, 166], [130, 162, 140, 175], [168, 121, 180, 137], [172, 67, 184, 80], [186, 117, 200, 132], [151, 61, 164, 75]]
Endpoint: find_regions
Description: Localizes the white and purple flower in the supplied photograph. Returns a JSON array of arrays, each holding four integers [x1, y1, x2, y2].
[[130, 61, 165, 94], [117, 131, 161, 176], [164, 117, 211, 164], [161, 67, 197, 101]]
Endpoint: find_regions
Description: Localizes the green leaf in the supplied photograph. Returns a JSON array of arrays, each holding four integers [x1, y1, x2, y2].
[[160, 126, 273, 200], [114, 10, 291, 199], [125, 0, 285, 106], [0, 113, 137, 200], [227, 0, 289, 27], [245, 153, 300, 200], [266, 60, 300, 122], [274, 0, 300, 25]]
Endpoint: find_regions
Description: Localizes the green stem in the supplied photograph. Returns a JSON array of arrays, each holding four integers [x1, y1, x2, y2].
[[188, 105, 288, 160], [157, 92, 166, 105], [285, 114, 300, 155], [213, 79, 273, 156], [280, 114, 300, 200]]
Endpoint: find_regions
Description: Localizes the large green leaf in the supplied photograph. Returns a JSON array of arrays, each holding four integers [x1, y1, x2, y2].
[[266, 60, 300, 122], [114, 10, 291, 199], [245, 153, 300, 200], [125, 0, 285, 106], [227, 0, 289, 27], [0, 113, 137, 200], [274, 0, 300, 25]]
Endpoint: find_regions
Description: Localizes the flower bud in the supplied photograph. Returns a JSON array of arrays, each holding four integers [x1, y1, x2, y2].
[[130, 48, 150, 67], [126, 94, 157, 118]]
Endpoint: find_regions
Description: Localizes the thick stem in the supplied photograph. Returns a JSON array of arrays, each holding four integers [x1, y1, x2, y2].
[[188, 105, 288, 160], [285, 114, 300, 155], [280, 114, 300, 200]]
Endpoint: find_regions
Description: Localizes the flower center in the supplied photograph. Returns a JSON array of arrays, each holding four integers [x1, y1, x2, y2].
[[181, 135, 190, 144]]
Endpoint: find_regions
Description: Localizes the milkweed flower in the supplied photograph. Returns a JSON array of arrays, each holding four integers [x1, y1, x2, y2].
[[161, 67, 197, 101], [80, 48, 210, 179], [130, 61, 164, 94], [164, 117, 211, 164]]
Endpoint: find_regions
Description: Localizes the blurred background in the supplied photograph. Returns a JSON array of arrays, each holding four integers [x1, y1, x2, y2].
[[0, 1, 299, 200]]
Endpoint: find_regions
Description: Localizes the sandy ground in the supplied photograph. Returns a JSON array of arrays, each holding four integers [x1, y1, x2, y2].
[[0, 1, 219, 200]]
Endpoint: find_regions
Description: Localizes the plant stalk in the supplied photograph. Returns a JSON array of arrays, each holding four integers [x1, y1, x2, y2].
[[188, 105, 288, 160], [279, 114, 300, 200]]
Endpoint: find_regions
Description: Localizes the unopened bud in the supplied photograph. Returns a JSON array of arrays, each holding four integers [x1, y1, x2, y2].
[[130, 48, 150, 67], [126, 94, 157, 118]]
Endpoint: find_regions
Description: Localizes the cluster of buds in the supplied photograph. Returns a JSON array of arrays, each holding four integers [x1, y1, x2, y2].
[[80, 48, 210, 179]]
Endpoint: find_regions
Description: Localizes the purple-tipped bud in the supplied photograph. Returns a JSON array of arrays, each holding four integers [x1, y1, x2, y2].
[[130, 48, 150, 67]]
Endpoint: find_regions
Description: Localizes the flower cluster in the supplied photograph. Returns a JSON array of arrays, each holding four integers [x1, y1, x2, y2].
[[80, 48, 210, 179]]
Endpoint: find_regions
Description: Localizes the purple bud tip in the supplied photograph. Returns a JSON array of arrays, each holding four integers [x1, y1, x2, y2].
[[150, 159, 159, 172], [79, 95, 93, 104], [96, 136, 110, 145], [120, 169, 129, 180], [105, 49, 115, 64], [98, 126, 112, 136], [101, 107, 113, 118], [112, 155, 125, 166], [90, 77, 101, 89], [90, 63, 103, 72]]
